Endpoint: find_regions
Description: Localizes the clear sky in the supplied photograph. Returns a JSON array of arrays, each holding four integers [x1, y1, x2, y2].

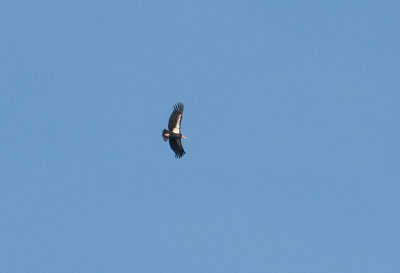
[[1, 1, 399, 272]]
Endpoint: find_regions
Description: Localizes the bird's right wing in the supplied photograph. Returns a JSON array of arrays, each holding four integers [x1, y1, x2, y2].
[[168, 102, 184, 133]]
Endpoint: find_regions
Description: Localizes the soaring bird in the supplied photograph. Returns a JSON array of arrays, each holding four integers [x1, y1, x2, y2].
[[162, 102, 186, 158]]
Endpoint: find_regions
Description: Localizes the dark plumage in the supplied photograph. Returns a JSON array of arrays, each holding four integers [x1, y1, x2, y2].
[[162, 102, 186, 158]]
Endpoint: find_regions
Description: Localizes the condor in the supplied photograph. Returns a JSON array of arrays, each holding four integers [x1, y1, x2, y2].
[[162, 102, 186, 158]]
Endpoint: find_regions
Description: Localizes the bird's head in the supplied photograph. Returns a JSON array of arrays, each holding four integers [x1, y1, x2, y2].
[[182, 135, 186, 139]]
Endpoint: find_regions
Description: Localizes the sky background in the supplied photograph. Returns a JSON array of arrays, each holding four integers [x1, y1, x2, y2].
[[1, 1, 399, 272]]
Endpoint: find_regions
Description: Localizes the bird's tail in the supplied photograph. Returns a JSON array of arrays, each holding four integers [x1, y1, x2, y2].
[[162, 129, 170, 141]]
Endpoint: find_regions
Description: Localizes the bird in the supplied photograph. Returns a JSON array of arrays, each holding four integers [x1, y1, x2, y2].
[[162, 102, 186, 158]]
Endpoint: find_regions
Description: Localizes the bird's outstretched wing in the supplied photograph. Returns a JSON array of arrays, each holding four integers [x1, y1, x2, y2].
[[168, 102, 184, 133], [169, 138, 185, 158]]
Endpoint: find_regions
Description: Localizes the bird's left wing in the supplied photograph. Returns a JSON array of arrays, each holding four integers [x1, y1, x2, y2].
[[169, 138, 185, 158]]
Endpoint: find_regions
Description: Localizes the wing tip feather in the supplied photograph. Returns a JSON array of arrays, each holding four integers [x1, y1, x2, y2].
[[173, 102, 184, 112]]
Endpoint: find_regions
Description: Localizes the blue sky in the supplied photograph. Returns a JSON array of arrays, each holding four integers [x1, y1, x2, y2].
[[1, 1, 399, 272]]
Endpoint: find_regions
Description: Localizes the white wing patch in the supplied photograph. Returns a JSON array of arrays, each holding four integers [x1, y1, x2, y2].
[[172, 114, 182, 133]]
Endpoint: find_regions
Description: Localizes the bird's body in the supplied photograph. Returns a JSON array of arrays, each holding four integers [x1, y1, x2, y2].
[[162, 102, 186, 158]]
